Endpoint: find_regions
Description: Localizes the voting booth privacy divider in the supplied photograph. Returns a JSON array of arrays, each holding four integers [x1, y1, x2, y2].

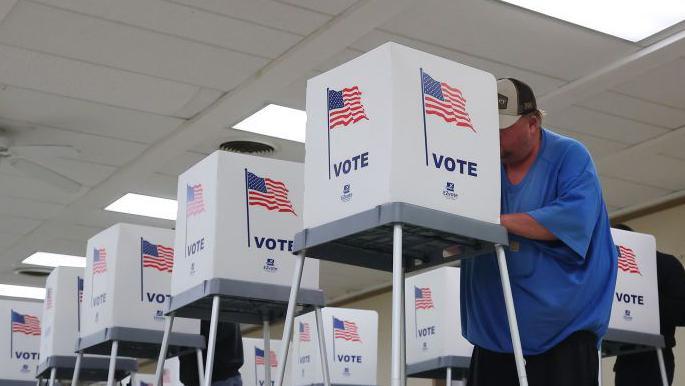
[[303, 42, 500, 229], [82, 223, 198, 337], [171, 150, 319, 298], [608, 228, 659, 335], [405, 267, 472, 379], [292, 308, 378, 386], [0, 298, 42, 383], [241, 338, 292, 386]]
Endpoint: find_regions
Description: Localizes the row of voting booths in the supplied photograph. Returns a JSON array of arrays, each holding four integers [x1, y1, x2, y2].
[[0, 42, 670, 386]]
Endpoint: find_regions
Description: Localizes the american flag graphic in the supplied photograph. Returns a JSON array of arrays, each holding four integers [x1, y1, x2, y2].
[[328, 86, 369, 129], [93, 248, 107, 274], [77, 277, 84, 303], [45, 288, 53, 310], [186, 184, 205, 217], [246, 171, 296, 215], [255, 347, 278, 367], [299, 321, 311, 342], [422, 71, 474, 132], [142, 239, 174, 273], [617, 245, 641, 275], [11, 310, 41, 336], [415, 286, 434, 310], [333, 317, 361, 342]]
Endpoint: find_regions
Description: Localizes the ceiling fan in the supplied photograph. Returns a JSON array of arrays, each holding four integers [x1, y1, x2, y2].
[[0, 131, 83, 193]]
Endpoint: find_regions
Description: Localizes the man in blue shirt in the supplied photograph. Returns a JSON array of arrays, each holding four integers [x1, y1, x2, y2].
[[460, 78, 618, 386]]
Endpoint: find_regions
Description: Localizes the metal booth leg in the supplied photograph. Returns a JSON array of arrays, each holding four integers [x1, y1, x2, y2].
[[48, 367, 56, 386], [203, 295, 221, 386], [72, 350, 83, 386], [35, 377, 41, 386], [106, 340, 119, 386], [657, 348, 668, 386], [264, 319, 271, 386], [446, 367, 452, 386], [314, 306, 331, 386], [276, 252, 306, 386], [598, 349, 603, 386], [155, 313, 175, 386], [494, 244, 528, 386], [391, 224, 405, 386], [196, 348, 205, 386]]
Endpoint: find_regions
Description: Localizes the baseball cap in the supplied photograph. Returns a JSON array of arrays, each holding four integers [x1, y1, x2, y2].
[[497, 78, 537, 130]]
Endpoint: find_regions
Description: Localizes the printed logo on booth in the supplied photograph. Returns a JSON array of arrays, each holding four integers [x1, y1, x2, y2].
[[442, 181, 458, 200], [623, 309, 633, 322], [341, 184, 353, 202], [263, 258, 278, 273]]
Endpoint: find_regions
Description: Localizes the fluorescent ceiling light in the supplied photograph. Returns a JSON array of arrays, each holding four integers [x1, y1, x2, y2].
[[501, 0, 685, 42], [0, 284, 46, 300], [105, 193, 177, 220], [234, 104, 306, 143], [22, 252, 86, 268]]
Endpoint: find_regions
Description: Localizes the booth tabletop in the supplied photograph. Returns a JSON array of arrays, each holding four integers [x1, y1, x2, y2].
[[167, 278, 325, 324], [406, 356, 471, 380], [76, 327, 204, 358], [294, 202, 508, 272], [35, 355, 137, 381], [602, 329, 665, 357]]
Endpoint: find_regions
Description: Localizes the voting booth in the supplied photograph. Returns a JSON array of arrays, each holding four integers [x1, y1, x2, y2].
[[241, 338, 292, 386], [155, 151, 324, 386], [286, 43, 517, 386], [36, 266, 137, 385], [76, 223, 203, 386], [405, 267, 472, 381], [0, 298, 42, 385], [291, 307, 378, 386], [602, 228, 667, 384]]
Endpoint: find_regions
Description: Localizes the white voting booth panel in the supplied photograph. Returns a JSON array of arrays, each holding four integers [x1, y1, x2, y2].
[[0, 299, 42, 381], [405, 267, 473, 368], [40, 266, 85, 357], [292, 307, 378, 386], [303, 42, 501, 229], [171, 151, 319, 297], [131, 357, 181, 386], [81, 223, 198, 337], [609, 228, 659, 335], [240, 338, 291, 386]]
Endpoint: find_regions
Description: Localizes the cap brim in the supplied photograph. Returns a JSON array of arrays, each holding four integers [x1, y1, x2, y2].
[[499, 114, 521, 130]]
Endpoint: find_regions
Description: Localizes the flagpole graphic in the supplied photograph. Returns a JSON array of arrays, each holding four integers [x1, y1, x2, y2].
[[244, 169, 252, 247], [140, 237, 144, 302]]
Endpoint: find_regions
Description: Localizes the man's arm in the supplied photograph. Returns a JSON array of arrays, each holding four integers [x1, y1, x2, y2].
[[501, 213, 557, 241]]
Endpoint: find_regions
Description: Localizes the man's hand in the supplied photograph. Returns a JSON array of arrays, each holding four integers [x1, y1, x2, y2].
[[501, 213, 557, 241]]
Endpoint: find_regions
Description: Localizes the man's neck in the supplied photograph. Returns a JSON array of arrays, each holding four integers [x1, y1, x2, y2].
[[505, 130, 542, 185]]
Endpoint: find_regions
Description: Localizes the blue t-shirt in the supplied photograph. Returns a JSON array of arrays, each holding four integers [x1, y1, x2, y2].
[[460, 129, 618, 355]]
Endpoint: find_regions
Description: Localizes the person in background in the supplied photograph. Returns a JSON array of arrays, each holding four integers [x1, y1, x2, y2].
[[613, 223, 685, 386], [179, 321, 243, 386], [460, 78, 618, 386]]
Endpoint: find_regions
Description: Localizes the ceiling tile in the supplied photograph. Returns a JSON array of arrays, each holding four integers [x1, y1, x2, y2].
[[613, 57, 685, 109], [578, 91, 685, 130], [0, 215, 42, 235], [277, 0, 357, 16], [600, 175, 671, 209], [545, 105, 669, 144], [24, 158, 117, 187], [0, 0, 17, 22], [600, 154, 685, 191], [172, 88, 224, 119], [32, 0, 302, 59], [0, 232, 20, 249], [0, 173, 81, 204], [378, 0, 637, 81], [137, 172, 178, 200], [0, 86, 182, 143], [0, 44, 201, 116], [653, 128, 685, 160], [156, 151, 208, 177], [0, 1, 268, 90], [168, 0, 331, 36], [351, 30, 566, 96], [0, 196, 63, 220]]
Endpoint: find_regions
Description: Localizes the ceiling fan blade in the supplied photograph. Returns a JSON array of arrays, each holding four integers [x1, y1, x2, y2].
[[9, 158, 82, 193], [12, 145, 79, 159]]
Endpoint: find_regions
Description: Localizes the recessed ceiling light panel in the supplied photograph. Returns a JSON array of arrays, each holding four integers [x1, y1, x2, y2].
[[105, 193, 178, 220], [234, 104, 306, 143]]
